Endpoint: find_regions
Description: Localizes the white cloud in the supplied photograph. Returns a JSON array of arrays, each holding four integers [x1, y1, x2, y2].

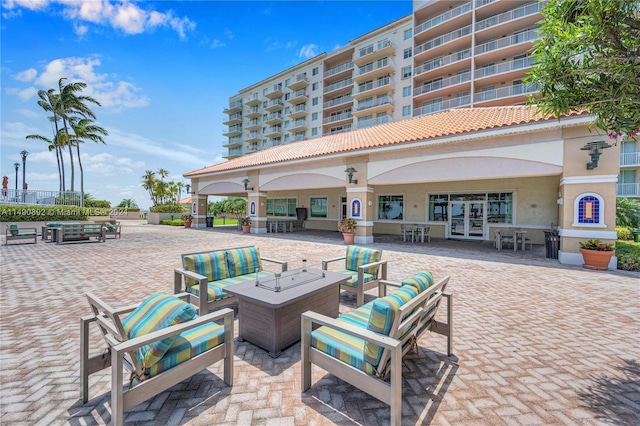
[[73, 23, 89, 37], [298, 44, 319, 59], [13, 68, 37, 82], [15, 108, 41, 119], [210, 39, 226, 49], [2, 0, 49, 12], [265, 39, 297, 53], [6, 87, 38, 101], [224, 29, 234, 40]]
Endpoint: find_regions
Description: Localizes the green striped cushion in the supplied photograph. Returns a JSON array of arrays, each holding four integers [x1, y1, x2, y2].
[[104, 222, 115, 231], [84, 224, 102, 234], [335, 269, 377, 288], [401, 271, 434, 294], [364, 286, 417, 367], [310, 325, 376, 375], [183, 251, 229, 288], [187, 271, 271, 301], [145, 320, 225, 377], [345, 246, 381, 275], [9, 224, 19, 236], [122, 293, 197, 369], [225, 247, 263, 277]]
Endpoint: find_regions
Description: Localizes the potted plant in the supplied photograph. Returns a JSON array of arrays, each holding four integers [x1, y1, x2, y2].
[[578, 239, 615, 270], [181, 214, 193, 228], [240, 217, 251, 234], [338, 218, 357, 245]]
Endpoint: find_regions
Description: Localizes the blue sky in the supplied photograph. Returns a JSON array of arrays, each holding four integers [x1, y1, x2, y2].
[[1, 0, 411, 210]]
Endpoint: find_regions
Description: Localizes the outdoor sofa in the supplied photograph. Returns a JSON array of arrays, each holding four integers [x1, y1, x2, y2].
[[56, 223, 105, 244], [4, 223, 37, 245]]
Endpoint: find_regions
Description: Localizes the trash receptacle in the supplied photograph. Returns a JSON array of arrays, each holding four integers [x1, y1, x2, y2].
[[633, 228, 640, 243], [544, 231, 559, 259], [205, 216, 213, 228]]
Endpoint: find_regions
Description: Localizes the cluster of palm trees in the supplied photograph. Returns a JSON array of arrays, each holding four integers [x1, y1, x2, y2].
[[26, 78, 108, 197], [141, 169, 186, 206]]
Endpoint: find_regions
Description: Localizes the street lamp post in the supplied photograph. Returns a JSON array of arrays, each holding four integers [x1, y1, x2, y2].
[[20, 150, 28, 203], [13, 163, 19, 196]]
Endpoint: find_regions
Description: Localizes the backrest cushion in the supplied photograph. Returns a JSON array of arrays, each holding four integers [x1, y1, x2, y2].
[[364, 286, 417, 367], [9, 223, 18, 236], [122, 292, 197, 368], [345, 246, 382, 275], [225, 247, 263, 277], [104, 222, 115, 231], [401, 271, 434, 294], [182, 251, 229, 287]]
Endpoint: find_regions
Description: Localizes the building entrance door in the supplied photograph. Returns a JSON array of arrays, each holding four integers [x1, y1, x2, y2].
[[449, 201, 485, 239]]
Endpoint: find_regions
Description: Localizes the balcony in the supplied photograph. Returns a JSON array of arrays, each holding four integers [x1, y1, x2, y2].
[[245, 94, 262, 107], [353, 40, 394, 66], [265, 83, 284, 99], [414, 25, 472, 61], [473, 82, 539, 105], [324, 77, 354, 95], [223, 124, 242, 137], [413, 96, 471, 117], [287, 119, 308, 133], [414, 49, 471, 81], [245, 105, 262, 118], [325, 124, 353, 135], [323, 111, 353, 125], [617, 183, 640, 197], [474, 56, 535, 86], [475, 28, 539, 62], [354, 98, 393, 116], [413, 72, 471, 100], [476, 1, 546, 35], [288, 89, 309, 104], [264, 125, 283, 138], [245, 131, 261, 143], [223, 100, 243, 114], [224, 146, 243, 159], [353, 77, 393, 100], [223, 112, 242, 125], [324, 61, 354, 79], [245, 118, 262, 131], [264, 112, 283, 125], [265, 99, 284, 112], [323, 94, 353, 111], [414, 1, 472, 42], [353, 58, 394, 83], [356, 115, 392, 129], [288, 104, 308, 119], [222, 136, 242, 148], [288, 73, 309, 90], [621, 151, 640, 167]]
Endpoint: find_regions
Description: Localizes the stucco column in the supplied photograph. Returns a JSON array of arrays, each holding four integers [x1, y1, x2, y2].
[[192, 193, 208, 228], [247, 192, 268, 234], [344, 158, 374, 244]]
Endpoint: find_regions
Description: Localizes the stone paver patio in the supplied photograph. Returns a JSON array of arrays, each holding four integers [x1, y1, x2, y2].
[[1, 222, 638, 425]]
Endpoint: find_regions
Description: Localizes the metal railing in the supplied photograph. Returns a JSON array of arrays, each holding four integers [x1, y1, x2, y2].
[[475, 56, 535, 79], [327, 124, 353, 135], [356, 40, 392, 59], [324, 61, 354, 78], [324, 78, 354, 93], [323, 112, 353, 124], [475, 28, 539, 55], [476, 1, 546, 31], [415, 49, 471, 76], [356, 115, 392, 128], [0, 189, 84, 207], [415, 25, 472, 56], [474, 83, 539, 102], [413, 96, 471, 117], [617, 183, 640, 197], [324, 95, 353, 109], [413, 72, 471, 97], [357, 97, 393, 111], [223, 99, 243, 112], [356, 77, 393, 94], [621, 151, 640, 167], [415, 1, 472, 35], [355, 58, 394, 78]]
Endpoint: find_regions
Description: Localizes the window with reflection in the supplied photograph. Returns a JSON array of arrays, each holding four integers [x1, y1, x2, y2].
[[266, 198, 297, 217], [487, 193, 513, 223], [378, 195, 404, 220], [310, 197, 328, 218]]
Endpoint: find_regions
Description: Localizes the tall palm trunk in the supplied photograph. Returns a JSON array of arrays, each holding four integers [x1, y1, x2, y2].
[[75, 143, 84, 199]]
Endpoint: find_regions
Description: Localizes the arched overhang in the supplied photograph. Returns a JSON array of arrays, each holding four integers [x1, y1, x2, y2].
[[199, 181, 244, 195], [260, 173, 344, 191], [369, 157, 563, 185]]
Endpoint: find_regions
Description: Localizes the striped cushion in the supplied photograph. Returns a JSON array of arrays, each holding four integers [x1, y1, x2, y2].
[[145, 320, 225, 377], [364, 286, 417, 367], [84, 224, 102, 235], [187, 271, 272, 301], [46, 222, 63, 227], [345, 246, 381, 275], [9, 224, 19, 236], [311, 324, 376, 375], [401, 271, 434, 294], [104, 222, 115, 231], [183, 251, 229, 288], [335, 269, 377, 288], [122, 293, 197, 369], [225, 247, 263, 277]]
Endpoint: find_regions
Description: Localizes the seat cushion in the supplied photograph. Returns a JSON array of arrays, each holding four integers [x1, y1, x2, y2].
[[336, 269, 377, 288], [311, 324, 376, 375], [122, 293, 197, 369], [104, 222, 115, 232], [225, 247, 263, 277], [345, 246, 382, 275], [401, 271, 434, 294], [145, 320, 225, 377], [183, 251, 229, 288]]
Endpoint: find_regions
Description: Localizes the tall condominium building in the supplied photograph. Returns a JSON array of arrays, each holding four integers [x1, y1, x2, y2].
[[222, 0, 638, 198]]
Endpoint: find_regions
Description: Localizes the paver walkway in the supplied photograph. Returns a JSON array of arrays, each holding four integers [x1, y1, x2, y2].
[[1, 222, 638, 425]]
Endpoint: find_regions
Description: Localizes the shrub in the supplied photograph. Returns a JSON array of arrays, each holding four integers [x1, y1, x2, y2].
[[159, 219, 185, 226], [616, 241, 640, 271], [85, 199, 111, 208], [150, 203, 187, 213], [616, 226, 632, 241]]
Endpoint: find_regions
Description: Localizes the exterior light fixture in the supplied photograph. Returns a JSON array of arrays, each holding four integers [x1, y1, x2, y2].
[[13, 162, 19, 193], [580, 140, 612, 170], [185, 184, 194, 195], [20, 150, 28, 190], [344, 166, 358, 184], [242, 178, 254, 191]]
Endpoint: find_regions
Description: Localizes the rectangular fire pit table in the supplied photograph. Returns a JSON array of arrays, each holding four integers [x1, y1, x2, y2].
[[224, 268, 347, 358]]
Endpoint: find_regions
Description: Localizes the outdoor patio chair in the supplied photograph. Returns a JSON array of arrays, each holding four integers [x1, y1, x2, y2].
[[80, 291, 234, 425], [4, 223, 37, 245], [322, 245, 387, 307], [302, 271, 452, 425], [104, 221, 122, 239]]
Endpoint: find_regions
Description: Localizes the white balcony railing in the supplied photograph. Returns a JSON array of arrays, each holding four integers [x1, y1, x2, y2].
[[328, 124, 353, 135], [324, 95, 353, 109], [357, 97, 393, 111], [224, 100, 242, 111], [415, 49, 471, 76], [621, 152, 640, 167], [474, 83, 539, 102], [415, 25, 472, 56], [323, 112, 353, 124], [356, 40, 392, 59], [324, 61, 354, 78], [355, 58, 394, 78], [415, 1, 472, 35], [474, 56, 535, 79], [476, 1, 546, 31], [356, 77, 392, 94], [475, 28, 539, 55], [0, 189, 84, 207], [413, 96, 471, 117], [413, 72, 470, 97], [617, 183, 640, 197], [356, 115, 392, 129], [324, 78, 354, 93]]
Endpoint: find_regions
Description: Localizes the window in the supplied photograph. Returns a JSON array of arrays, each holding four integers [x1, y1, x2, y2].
[[428, 194, 449, 221], [312, 82, 318, 91], [402, 105, 411, 116], [312, 97, 318, 106], [403, 47, 412, 59], [312, 112, 318, 121], [310, 197, 328, 218], [266, 198, 297, 217], [284, 93, 290, 100], [402, 86, 411, 97], [311, 127, 318, 136], [285, 78, 290, 87], [284, 106, 290, 115], [404, 28, 412, 40], [312, 67, 319, 76], [284, 134, 290, 142], [402, 66, 412, 79], [378, 195, 404, 220], [487, 193, 513, 223]]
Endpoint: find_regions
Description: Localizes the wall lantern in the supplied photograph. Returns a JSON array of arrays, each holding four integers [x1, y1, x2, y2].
[[580, 140, 612, 170], [344, 166, 358, 184], [185, 184, 194, 195], [242, 178, 254, 191]]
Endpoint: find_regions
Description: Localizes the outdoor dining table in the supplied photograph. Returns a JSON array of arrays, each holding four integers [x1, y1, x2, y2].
[[495, 229, 527, 251]]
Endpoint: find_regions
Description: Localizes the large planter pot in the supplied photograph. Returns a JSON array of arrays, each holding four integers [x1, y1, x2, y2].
[[342, 232, 355, 245], [579, 248, 614, 270], [242, 225, 251, 234]]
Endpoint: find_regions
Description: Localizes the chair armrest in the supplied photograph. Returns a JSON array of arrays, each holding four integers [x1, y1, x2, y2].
[[301, 311, 400, 351], [173, 268, 208, 294], [377, 279, 402, 297], [321, 256, 346, 270], [261, 257, 288, 272]]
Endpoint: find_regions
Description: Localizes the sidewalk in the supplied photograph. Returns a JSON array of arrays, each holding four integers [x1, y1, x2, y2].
[[1, 222, 638, 425]]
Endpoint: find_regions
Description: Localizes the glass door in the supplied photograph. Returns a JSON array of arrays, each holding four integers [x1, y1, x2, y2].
[[449, 201, 485, 240]]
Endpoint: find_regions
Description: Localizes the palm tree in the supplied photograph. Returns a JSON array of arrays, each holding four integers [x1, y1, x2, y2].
[[141, 170, 157, 206], [157, 168, 169, 182], [25, 132, 63, 191], [35, 88, 66, 191], [68, 117, 108, 198], [117, 199, 138, 208]]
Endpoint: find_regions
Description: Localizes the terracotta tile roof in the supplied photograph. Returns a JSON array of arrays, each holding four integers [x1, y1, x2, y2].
[[186, 106, 587, 177]]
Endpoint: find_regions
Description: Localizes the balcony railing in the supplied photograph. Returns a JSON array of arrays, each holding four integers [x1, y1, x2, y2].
[[475, 28, 539, 55], [324, 95, 353, 109], [415, 1, 472, 35], [328, 124, 353, 135], [356, 115, 392, 129], [413, 96, 471, 117], [290, 104, 308, 114], [226, 147, 243, 157], [621, 151, 640, 167], [357, 97, 393, 111], [356, 40, 392, 60], [474, 56, 535, 79], [413, 72, 471, 97], [223, 100, 243, 112], [324, 78, 354, 93], [224, 124, 242, 133], [476, 1, 546, 31], [356, 77, 392, 94], [324, 61, 354, 78], [415, 49, 471, 76], [323, 112, 353, 124], [617, 183, 640, 197], [355, 58, 394, 78], [0, 189, 84, 207], [474, 83, 539, 102], [414, 25, 472, 56]]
